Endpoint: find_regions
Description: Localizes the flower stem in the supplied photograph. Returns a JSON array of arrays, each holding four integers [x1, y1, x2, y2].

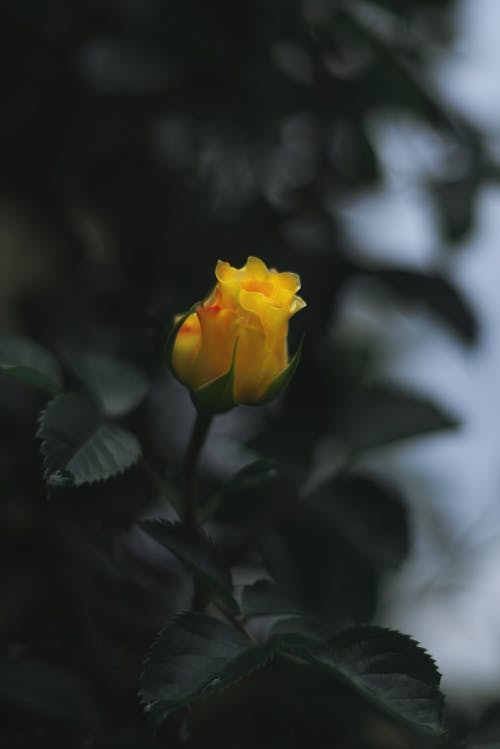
[[180, 412, 254, 642], [181, 410, 212, 530]]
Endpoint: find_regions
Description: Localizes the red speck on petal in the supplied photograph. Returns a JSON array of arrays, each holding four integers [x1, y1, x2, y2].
[[202, 287, 223, 314], [179, 323, 197, 335]]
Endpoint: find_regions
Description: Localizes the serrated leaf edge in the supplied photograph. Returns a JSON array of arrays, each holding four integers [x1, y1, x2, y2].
[[139, 612, 276, 722], [305, 625, 445, 736], [37, 393, 142, 489]]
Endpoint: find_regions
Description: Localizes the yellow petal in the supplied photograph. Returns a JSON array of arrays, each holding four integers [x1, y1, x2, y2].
[[234, 324, 287, 403], [272, 271, 301, 294], [192, 302, 237, 388], [172, 255, 305, 407], [243, 256, 269, 280], [238, 288, 270, 316], [215, 260, 233, 283], [171, 312, 202, 387], [290, 295, 307, 315], [239, 287, 290, 325]]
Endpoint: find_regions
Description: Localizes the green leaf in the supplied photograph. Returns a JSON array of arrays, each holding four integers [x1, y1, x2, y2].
[[257, 336, 303, 405], [258, 514, 380, 628], [141, 618, 444, 734], [338, 383, 458, 452], [297, 626, 444, 736], [199, 458, 278, 523], [192, 339, 238, 415], [269, 615, 331, 650], [141, 520, 239, 615], [221, 458, 279, 494], [463, 703, 500, 748], [38, 393, 142, 488], [307, 472, 409, 569], [0, 659, 98, 727], [0, 335, 62, 395], [241, 580, 302, 618], [336, 6, 458, 132], [360, 266, 478, 344], [139, 612, 274, 725], [64, 348, 149, 416], [432, 175, 478, 244]]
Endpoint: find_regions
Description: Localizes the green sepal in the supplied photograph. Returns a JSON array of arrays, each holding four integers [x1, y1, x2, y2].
[[191, 339, 238, 415], [254, 335, 303, 406], [165, 301, 201, 385]]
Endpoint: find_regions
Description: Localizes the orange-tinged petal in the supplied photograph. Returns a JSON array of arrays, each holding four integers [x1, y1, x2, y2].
[[171, 312, 202, 387], [241, 278, 275, 297], [191, 303, 237, 389]]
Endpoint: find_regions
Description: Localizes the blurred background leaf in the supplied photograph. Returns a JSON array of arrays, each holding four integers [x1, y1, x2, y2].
[[0, 335, 62, 395], [38, 392, 142, 488], [0, 0, 492, 746], [63, 348, 150, 417]]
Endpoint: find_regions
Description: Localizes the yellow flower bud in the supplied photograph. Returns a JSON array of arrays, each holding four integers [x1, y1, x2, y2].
[[171, 256, 306, 410]]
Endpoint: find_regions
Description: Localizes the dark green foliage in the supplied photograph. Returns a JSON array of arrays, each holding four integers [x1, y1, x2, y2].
[[0, 336, 62, 395], [463, 703, 500, 748], [432, 175, 480, 244], [64, 348, 149, 417], [140, 613, 275, 725], [253, 473, 409, 628], [219, 459, 279, 495], [337, 382, 458, 453], [0, 659, 98, 728], [0, 0, 490, 746], [269, 615, 332, 644], [357, 265, 478, 344], [200, 457, 279, 523], [241, 579, 302, 617], [140, 613, 444, 736], [38, 393, 142, 488], [303, 627, 444, 735], [141, 520, 239, 615], [307, 471, 410, 568]]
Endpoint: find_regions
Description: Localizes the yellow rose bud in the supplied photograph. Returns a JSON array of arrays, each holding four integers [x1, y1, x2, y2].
[[171, 256, 306, 411]]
